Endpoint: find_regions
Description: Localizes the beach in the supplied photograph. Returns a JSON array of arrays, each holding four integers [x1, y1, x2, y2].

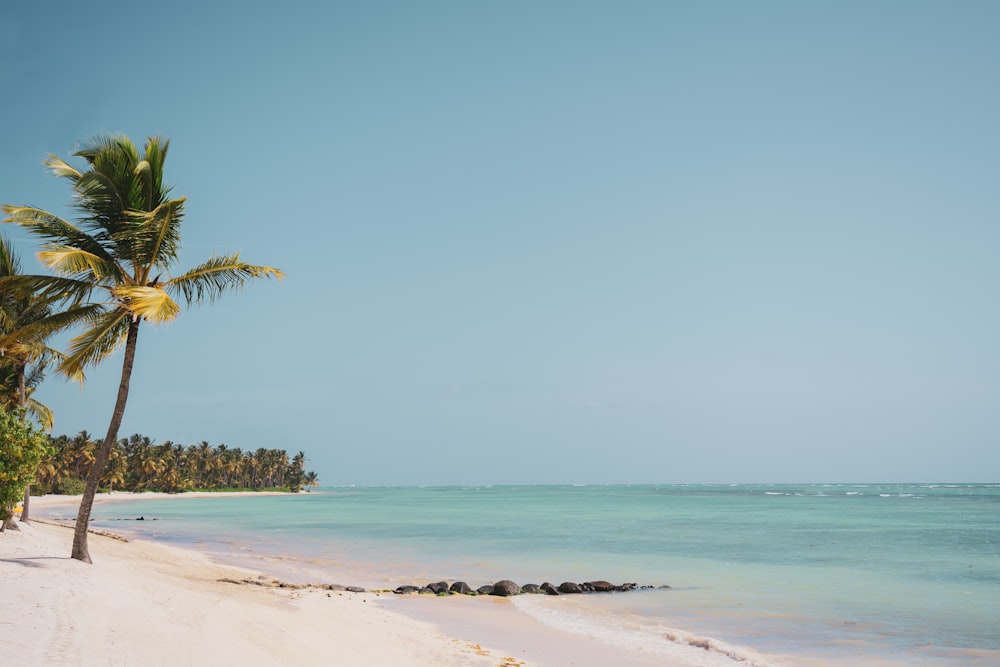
[[1, 494, 704, 667], [5, 487, 998, 667], [1, 518, 529, 667]]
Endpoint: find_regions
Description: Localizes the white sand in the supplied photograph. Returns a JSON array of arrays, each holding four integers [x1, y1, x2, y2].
[[0, 519, 531, 667]]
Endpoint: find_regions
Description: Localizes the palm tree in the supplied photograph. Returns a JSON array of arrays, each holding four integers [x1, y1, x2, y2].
[[0, 234, 60, 524], [303, 470, 320, 491], [1, 134, 283, 562]]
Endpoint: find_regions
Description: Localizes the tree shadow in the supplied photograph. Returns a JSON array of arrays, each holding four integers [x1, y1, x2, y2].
[[0, 557, 68, 568]]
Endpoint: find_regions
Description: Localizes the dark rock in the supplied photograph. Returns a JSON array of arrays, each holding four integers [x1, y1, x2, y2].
[[616, 582, 637, 591], [558, 581, 583, 594], [521, 583, 541, 594], [476, 585, 494, 595], [393, 585, 421, 594], [326, 584, 347, 591], [540, 582, 560, 595], [490, 580, 521, 597], [345, 586, 366, 593], [587, 580, 614, 592], [418, 586, 433, 594], [659, 584, 672, 589], [450, 581, 473, 595], [427, 581, 451, 594]]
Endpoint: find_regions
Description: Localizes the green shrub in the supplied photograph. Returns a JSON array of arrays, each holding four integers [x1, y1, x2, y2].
[[0, 410, 51, 525], [54, 477, 87, 495]]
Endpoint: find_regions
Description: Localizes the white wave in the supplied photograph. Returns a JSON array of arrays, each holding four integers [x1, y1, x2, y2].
[[512, 596, 778, 667]]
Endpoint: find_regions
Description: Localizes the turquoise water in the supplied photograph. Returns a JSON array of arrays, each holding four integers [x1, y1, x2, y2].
[[51, 484, 1000, 666]]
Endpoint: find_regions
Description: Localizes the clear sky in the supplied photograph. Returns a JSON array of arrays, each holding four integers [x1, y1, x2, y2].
[[2, 1, 998, 485]]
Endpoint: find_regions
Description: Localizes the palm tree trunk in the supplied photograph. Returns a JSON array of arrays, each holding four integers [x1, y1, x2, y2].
[[71, 318, 140, 563], [21, 486, 31, 523], [18, 362, 31, 524]]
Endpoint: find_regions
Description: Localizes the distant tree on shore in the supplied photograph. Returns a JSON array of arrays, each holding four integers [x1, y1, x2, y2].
[[33, 432, 317, 494], [2, 134, 283, 562]]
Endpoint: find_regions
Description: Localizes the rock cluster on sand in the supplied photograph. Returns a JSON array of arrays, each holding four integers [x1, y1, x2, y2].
[[392, 579, 669, 596], [219, 575, 670, 597]]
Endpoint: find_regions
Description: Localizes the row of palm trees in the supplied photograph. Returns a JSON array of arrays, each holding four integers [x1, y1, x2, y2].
[[37, 432, 319, 494], [1, 133, 285, 561]]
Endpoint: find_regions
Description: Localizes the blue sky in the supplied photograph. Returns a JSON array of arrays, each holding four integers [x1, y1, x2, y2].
[[2, 1, 998, 484]]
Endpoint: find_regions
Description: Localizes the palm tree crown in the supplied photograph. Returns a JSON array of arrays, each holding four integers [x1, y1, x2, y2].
[[2, 134, 283, 381]]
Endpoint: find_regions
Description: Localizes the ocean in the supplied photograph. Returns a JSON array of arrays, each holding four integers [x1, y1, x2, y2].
[[40, 484, 1000, 666]]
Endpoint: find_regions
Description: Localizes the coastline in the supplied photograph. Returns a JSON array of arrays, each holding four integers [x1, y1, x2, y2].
[[9, 493, 771, 667], [1, 518, 529, 667], [16, 488, 987, 666]]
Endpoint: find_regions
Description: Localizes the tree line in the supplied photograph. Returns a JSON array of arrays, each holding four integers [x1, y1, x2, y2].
[[36, 432, 319, 495]]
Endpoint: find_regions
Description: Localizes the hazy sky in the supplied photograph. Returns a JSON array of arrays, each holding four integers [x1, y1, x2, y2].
[[2, 1, 998, 485]]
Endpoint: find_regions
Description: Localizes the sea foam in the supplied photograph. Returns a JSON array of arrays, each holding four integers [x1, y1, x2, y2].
[[512, 595, 777, 667]]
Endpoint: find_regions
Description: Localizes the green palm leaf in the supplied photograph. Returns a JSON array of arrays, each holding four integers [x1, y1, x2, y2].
[[61, 308, 131, 381], [115, 198, 185, 277], [0, 274, 102, 306], [0, 303, 107, 352], [25, 398, 54, 431], [2, 205, 114, 263], [167, 253, 285, 305]]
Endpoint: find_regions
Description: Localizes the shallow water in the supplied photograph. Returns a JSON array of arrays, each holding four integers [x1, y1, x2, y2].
[[41, 484, 1000, 666]]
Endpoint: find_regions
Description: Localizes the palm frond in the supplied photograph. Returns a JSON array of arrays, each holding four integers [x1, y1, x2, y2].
[[166, 253, 284, 306], [143, 136, 171, 204], [25, 397, 55, 431], [0, 274, 100, 306], [0, 303, 105, 352], [59, 308, 131, 381], [2, 206, 112, 260], [74, 170, 127, 227], [111, 286, 179, 324], [0, 308, 13, 333], [0, 339, 62, 365], [36, 245, 121, 281], [43, 154, 84, 183], [115, 198, 185, 278], [11, 303, 52, 332], [74, 133, 127, 164], [0, 234, 21, 277]]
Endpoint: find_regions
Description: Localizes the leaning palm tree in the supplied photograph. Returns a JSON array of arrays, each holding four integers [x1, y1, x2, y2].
[[1, 134, 283, 562]]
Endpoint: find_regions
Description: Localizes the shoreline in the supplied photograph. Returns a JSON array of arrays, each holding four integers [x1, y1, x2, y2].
[[28, 489, 297, 506], [1, 518, 535, 667], [11, 487, 995, 666], [12, 493, 774, 666]]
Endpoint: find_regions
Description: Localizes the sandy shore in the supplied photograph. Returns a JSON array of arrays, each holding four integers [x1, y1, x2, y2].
[[0, 517, 529, 667], [27, 490, 295, 507], [5, 494, 687, 667]]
